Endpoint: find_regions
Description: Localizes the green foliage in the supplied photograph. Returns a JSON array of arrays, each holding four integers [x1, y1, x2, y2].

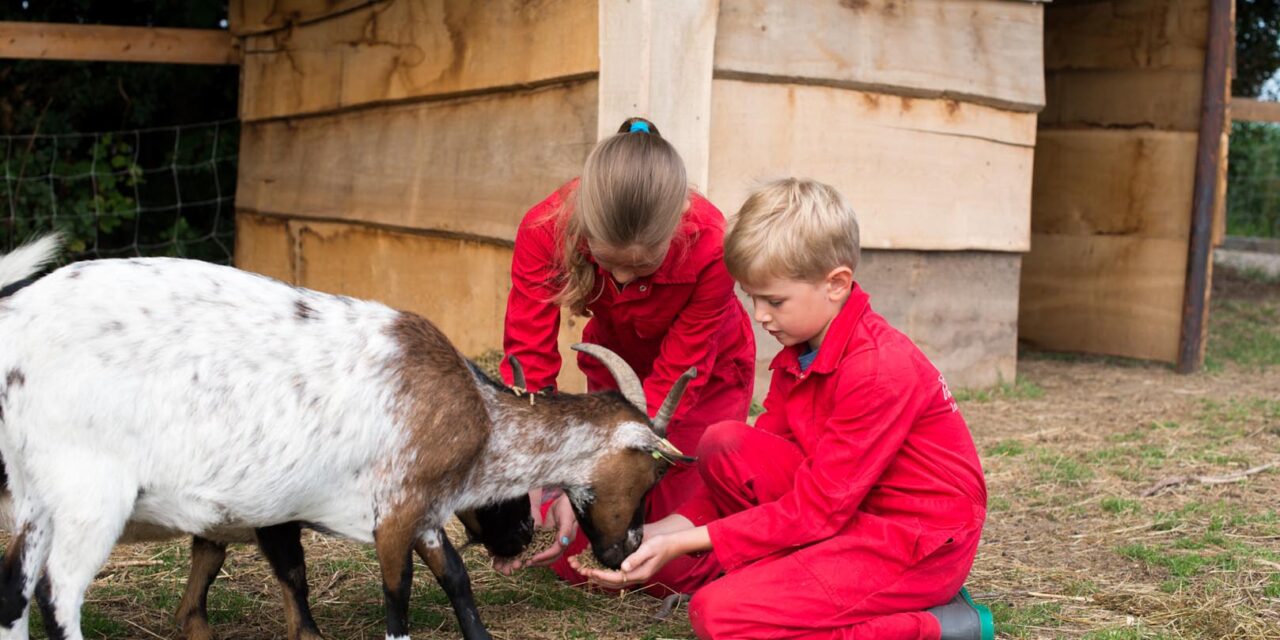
[[1226, 122, 1280, 239], [1234, 0, 1280, 98], [2, 134, 142, 254], [1, 1, 238, 263]]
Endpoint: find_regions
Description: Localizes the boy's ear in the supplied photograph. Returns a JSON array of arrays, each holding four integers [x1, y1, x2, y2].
[[825, 266, 854, 300]]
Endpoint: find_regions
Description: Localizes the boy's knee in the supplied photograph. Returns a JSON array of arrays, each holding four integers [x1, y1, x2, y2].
[[688, 585, 725, 639], [695, 420, 752, 459]]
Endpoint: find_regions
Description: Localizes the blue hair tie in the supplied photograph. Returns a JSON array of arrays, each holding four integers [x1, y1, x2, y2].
[[629, 121, 651, 134]]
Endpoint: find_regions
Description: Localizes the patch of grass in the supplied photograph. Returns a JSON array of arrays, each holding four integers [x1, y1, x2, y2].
[[1100, 497, 1142, 514], [206, 588, 258, 625], [1207, 300, 1280, 368], [1265, 574, 1280, 598], [955, 378, 1044, 404], [989, 601, 1062, 638], [1117, 543, 1213, 583], [986, 439, 1025, 457], [1033, 452, 1094, 486], [988, 496, 1012, 512]]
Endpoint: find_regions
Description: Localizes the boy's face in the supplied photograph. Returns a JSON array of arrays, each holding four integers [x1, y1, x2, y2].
[[741, 268, 852, 351]]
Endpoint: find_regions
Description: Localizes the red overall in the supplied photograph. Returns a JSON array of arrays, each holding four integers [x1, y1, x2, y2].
[[501, 182, 755, 596], [676, 284, 987, 639]]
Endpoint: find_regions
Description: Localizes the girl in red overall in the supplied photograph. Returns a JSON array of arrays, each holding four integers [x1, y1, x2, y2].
[[496, 118, 755, 598], [573, 179, 993, 640]]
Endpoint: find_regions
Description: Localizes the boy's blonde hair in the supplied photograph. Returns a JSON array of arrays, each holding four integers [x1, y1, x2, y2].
[[724, 178, 860, 287], [550, 117, 689, 316]]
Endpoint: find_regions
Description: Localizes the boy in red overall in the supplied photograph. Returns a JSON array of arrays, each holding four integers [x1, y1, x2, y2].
[[573, 178, 993, 639]]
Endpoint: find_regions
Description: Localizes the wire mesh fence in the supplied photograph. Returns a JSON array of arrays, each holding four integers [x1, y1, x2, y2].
[[1, 119, 237, 263], [1227, 119, 1280, 239]]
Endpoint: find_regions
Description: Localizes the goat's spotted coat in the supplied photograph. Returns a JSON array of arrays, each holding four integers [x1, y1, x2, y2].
[[0, 238, 681, 640]]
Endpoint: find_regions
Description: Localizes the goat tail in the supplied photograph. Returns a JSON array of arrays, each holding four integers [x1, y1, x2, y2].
[[0, 234, 62, 293]]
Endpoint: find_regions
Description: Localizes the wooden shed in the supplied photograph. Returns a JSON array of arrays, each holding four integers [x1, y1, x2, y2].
[[228, 0, 1047, 395], [1021, 0, 1232, 372]]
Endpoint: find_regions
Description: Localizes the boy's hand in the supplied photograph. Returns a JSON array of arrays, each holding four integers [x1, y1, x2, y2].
[[572, 528, 707, 589]]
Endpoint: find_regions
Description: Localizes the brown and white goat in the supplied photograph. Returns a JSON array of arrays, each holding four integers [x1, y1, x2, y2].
[[0, 236, 692, 640]]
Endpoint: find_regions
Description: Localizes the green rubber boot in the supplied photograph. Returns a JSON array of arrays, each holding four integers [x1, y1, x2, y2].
[[926, 587, 995, 640]]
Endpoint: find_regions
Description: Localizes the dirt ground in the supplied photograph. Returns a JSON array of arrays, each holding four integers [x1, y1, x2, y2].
[[18, 268, 1280, 640]]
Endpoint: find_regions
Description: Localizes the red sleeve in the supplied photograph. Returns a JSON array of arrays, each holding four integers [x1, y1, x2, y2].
[[640, 254, 737, 427], [501, 198, 565, 391], [706, 362, 928, 570]]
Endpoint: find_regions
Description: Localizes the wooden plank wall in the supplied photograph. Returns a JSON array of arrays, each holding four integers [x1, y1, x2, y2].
[[1021, 0, 1211, 364], [710, 0, 1044, 388], [231, 0, 598, 390], [232, 0, 1046, 392]]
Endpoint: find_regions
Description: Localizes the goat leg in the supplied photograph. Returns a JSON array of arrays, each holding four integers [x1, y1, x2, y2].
[[417, 532, 491, 640], [255, 523, 323, 640], [174, 536, 227, 640]]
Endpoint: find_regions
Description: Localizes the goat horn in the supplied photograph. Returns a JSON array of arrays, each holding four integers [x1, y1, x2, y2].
[[571, 343, 646, 414], [650, 367, 696, 438], [507, 354, 527, 389]]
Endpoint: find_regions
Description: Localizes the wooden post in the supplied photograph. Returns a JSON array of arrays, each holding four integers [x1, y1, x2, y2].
[[1232, 98, 1280, 123], [597, 0, 719, 187], [1178, 0, 1233, 373], [0, 21, 238, 65]]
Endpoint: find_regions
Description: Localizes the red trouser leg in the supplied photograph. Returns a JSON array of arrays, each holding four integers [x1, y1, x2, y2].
[[687, 421, 979, 640]]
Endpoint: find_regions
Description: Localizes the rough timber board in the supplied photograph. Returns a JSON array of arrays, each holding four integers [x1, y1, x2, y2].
[[1019, 233, 1187, 364], [745, 250, 1020, 399], [1041, 69, 1203, 131], [233, 211, 294, 283], [714, 0, 1045, 112], [709, 80, 1036, 252], [290, 221, 509, 360], [229, 0, 374, 35], [240, 0, 598, 121], [1044, 0, 1207, 71], [598, 0, 717, 187], [235, 80, 596, 243], [1031, 130, 1197, 239]]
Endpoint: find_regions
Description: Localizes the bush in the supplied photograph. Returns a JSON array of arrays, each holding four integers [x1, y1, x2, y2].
[[1227, 121, 1280, 238]]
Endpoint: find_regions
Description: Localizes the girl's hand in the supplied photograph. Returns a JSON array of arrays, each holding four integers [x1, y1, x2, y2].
[[570, 534, 680, 589], [522, 494, 578, 567]]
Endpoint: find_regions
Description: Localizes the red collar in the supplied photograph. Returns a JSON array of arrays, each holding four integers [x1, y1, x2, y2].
[[771, 283, 871, 377]]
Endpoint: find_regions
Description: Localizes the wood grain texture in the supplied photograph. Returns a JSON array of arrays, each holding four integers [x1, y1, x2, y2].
[[235, 80, 597, 243], [230, 0, 379, 35], [0, 21, 237, 65], [235, 214, 588, 390], [1232, 98, 1280, 123], [713, 0, 1045, 112], [239, 0, 598, 121], [1019, 233, 1187, 363], [1041, 69, 1202, 131], [1044, 0, 1207, 71], [1031, 130, 1197, 239], [709, 79, 1036, 252], [745, 250, 1021, 396], [598, 0, 718, 187]]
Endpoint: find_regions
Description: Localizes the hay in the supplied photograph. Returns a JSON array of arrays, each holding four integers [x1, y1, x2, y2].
[[513, 529, 560, 563]]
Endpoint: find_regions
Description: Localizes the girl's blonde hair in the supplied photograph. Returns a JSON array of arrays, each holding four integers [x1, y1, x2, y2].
[[724, 178, 860, 287], [552, 117, 689, 316]]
